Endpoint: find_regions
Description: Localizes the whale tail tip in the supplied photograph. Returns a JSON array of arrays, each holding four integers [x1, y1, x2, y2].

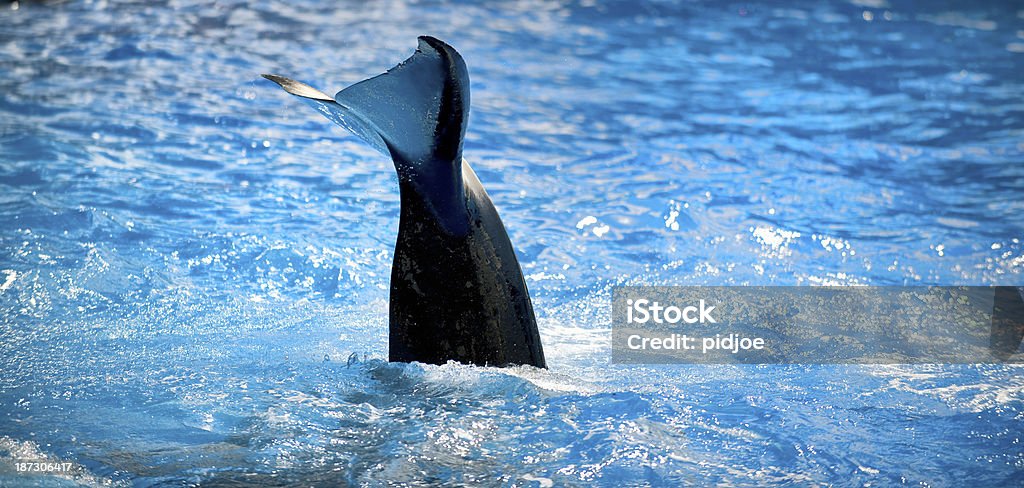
[[261, 74, 334, 101]]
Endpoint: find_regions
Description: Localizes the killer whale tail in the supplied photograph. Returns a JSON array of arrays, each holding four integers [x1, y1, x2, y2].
[[264, 37, 546, 369], [262, 36, 469, 164]]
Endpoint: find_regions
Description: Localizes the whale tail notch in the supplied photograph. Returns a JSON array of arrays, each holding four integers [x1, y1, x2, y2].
[[262, 36, 469, 165]]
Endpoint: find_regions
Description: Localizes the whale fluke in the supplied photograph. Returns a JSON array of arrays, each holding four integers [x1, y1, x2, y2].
[[264, 37, 547, 368]]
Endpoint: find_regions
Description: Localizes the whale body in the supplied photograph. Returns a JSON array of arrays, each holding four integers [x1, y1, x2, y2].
[[263, 37, 546, 368]]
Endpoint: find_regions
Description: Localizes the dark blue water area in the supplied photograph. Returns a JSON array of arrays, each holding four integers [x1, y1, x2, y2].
[[1, 0, 1023, 485]]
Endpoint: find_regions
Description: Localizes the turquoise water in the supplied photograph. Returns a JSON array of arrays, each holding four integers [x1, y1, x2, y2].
[[1, 0, 1023, 485]]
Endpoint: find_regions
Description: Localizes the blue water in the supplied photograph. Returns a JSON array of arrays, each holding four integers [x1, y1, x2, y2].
[[2, 0, 1023, 485]]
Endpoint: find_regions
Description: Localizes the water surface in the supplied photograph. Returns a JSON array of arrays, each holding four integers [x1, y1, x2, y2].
[[1, 0, 1023, 485]]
